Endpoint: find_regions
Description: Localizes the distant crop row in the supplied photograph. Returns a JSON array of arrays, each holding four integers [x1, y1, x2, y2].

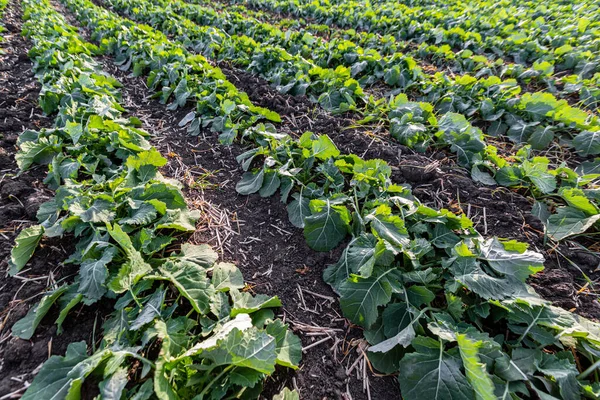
[[236, 0, 600, 76], [191, 0, 600, 111], [11, 0, 300, 397]]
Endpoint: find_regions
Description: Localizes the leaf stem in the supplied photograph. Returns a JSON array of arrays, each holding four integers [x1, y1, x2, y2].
[[578, 359, 600, 380], [199, 364, 235, 399]]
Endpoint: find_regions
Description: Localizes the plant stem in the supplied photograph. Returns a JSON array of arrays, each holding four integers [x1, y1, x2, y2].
[[578, 359, 600, 380], [199, 364, 235, 399]]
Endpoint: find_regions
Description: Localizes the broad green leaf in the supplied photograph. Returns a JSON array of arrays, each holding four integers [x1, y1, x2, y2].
[[178, 243, 218, 268], [479, 238, 544, 281], [312, 135, 340, 160], [130, 288, 165, 330], [259, 171, 280, 197], [230, 289, 282, 316], [212, 262, 245, 292], [155, 209, 200, 231], [546, 207, 600, 241], [204, 327, 277, 374], [450, 257, 531, 300], [287, 191, 310, 228], [338, 269, 396, 328], [528, 126, 554, 150], [155, 260, 215, 314], [121, 203, 158, 226], [78, 247, 116, 303], [70, 199, 116, 223], [16, 136, 59, 171], [398, 337, 472, 400], [12, 286, 69, 340], [9, 225, 44, 275], [323, 234, 378, 287], [561, 188, 598, 215], [56, 288, 83, 334], [266, 319, 302, 369], [471, 165, 496, 186], [236, 170, 265, 195], [107, 223, 152, 293], [20, 342, 89, 400], [303, 199, 350, 251], [573, 130, 600, 156], [456, 335, 496, 400], [366, 206, 410, 249], [99, 367, 129, 400]]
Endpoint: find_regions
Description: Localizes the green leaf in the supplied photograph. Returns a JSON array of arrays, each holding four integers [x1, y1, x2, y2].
[[130, 288, 165, 330], [522, 159, 556, 194], [312, 135, 340, 160], [121, 203, 158, 226], [156, 260, 215, 314], [178, 243, 218, 268], [398, 337, 472, 400], [212, 262, 245, 292], [338, 269, 396, 328], [546, 207, 600, 241], [573, 130, 600, 157], [9, 225, 44, 275], [266, 319, 302, 369], [126, 148, 167, 170], [155, 209, 200, 231], [12, 286, 69, 340], [366, 206, 410, 249], [324, 234, 378, 287], [20, 342, 89, 400], [259, 171, 280, 197], [99, 367, 129, 400], [528, 126, 554, 150], [303, 199, 350, 251], [479, 238, 544, 281], [56, 289, 83, 334], [204, 327, 277, 374], [287, 191, 310, 228], [107, 223, 152, 293], [471, 165, 496, 186], [16, 136, 59, 171], [236, 170, 265, 195], [450, 257, 531, 300], [70, 199, 116, 223], [230, 290, 282, 316], [456, 334, 496, 400], [78, 247, 116, 303], [369, 319, 416, 353], [561, 188, 598, 215]]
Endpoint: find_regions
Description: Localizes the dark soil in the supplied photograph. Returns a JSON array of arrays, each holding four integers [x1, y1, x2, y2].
[[0, 2, 100, 397]]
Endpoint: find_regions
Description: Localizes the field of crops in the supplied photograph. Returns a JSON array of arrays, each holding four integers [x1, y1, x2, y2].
[[0, 0, 599, 398]]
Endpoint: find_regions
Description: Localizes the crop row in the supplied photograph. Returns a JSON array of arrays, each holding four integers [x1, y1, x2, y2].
[[11, 0, 300, 397], [163, 0, 600, 142], [53, 0, 600, 397], [107, 0, 600, 162], [100, 0, 600, 244], [186, 0, 600, 112], [233, 0, 600, 78]]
